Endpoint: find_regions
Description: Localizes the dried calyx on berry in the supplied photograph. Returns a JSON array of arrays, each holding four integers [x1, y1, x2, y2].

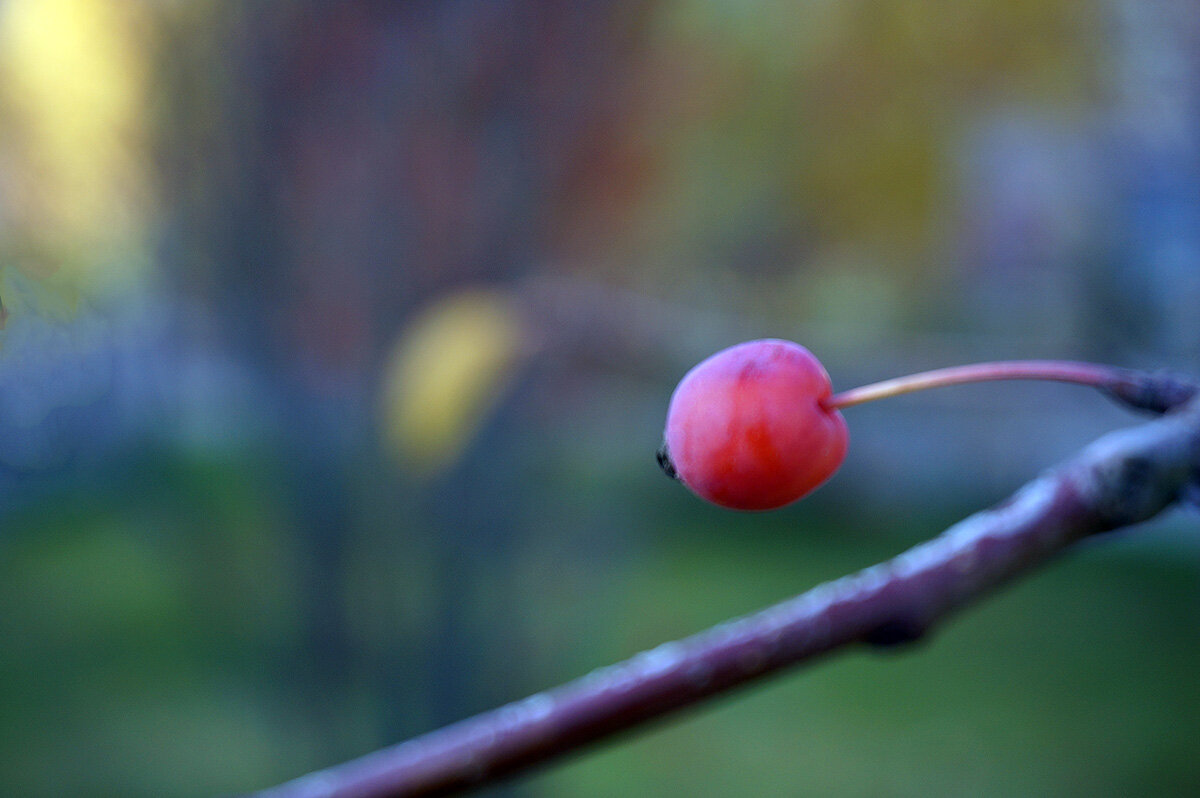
[[656, 444, 678, 481]]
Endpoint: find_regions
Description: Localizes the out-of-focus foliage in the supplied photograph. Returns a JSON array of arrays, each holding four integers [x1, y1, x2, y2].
[[380, 288, 527, 474], [0, 0, 151, 294], [613, 1, 1098, 318], [1, 1, 1199, 797]]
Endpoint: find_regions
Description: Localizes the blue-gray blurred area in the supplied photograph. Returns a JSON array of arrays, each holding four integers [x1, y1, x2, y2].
[[1, 2, 1199, 796]]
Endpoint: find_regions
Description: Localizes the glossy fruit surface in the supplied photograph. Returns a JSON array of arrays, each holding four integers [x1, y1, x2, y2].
[[662, 339, 847, 510]]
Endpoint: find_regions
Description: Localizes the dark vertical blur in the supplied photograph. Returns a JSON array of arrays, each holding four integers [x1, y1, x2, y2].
[[158, 0, 654, 766]]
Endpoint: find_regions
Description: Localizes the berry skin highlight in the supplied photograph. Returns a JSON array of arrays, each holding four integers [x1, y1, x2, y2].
[[660, 340, 848, 511], [660, 340, 1134, 511]]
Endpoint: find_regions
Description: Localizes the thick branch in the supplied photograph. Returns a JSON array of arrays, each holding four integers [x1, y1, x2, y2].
[[256, 395, 1200, 798]]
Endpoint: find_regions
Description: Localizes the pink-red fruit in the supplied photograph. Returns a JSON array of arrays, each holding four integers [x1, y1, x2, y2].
[[662, 339, 848, 510]]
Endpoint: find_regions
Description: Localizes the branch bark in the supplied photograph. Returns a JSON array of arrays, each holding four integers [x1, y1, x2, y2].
[[256, 386, 1200, 798]]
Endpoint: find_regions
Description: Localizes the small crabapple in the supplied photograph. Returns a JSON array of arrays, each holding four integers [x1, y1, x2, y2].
[[659, 340, 848, 511], [660, 340, 1130, 511]]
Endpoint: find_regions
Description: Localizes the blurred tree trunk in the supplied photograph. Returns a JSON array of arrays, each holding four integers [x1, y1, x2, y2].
[[157, 0, 652, 764]]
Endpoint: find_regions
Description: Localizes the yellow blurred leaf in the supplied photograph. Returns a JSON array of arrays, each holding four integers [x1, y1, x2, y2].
[[380, 289, 526, 475]]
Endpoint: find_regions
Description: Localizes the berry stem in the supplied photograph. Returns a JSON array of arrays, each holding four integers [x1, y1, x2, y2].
[[824, 360, 1129, 410]]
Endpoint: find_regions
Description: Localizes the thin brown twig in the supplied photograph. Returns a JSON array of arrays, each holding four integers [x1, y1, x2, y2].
[[254, 379, 1200, 798]]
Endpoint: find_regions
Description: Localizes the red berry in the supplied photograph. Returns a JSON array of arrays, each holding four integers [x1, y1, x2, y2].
[[661, 340, 848, 510]]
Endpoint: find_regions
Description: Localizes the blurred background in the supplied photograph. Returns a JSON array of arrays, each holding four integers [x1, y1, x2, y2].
[[1, 1, 1199, 795]]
